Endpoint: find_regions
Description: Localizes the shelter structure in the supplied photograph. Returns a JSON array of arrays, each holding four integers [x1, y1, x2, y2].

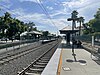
[[28, 31, 42, 40], [59, 25, 79, 44], [20, 31, 42, 40]]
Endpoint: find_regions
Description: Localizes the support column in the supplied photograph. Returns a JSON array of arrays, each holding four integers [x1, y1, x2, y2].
[[92, 35, 94, 47], [67, 33, 70, 45]]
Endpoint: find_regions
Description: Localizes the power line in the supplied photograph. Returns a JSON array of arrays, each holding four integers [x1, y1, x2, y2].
[[36, 0, 59, 30], [0, 4, 29, 21], [1, 1, 59, 33]]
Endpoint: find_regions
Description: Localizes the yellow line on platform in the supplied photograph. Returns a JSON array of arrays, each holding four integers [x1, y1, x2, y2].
[[57, 48, 63, 75]]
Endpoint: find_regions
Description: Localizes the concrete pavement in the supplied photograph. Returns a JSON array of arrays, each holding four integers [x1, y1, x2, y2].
[[60, 40, 100, 75], [41, 39, 100, 75]]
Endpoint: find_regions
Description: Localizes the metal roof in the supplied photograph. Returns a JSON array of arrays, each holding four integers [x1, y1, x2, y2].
[[20, 31, 28, 36], [59, 25, 79, 34], [28, 31, 42, 35], [20, 31, 42, 36], [61, 25, 79, 31]]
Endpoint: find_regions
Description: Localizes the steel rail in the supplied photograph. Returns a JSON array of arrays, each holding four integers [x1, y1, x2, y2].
[[18, 41, 60, 75], [0, 41, 57, 65]]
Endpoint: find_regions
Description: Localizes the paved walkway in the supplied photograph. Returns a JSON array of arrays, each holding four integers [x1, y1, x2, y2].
[[60, 40, 100, 75], [41, 39, 100, 75]]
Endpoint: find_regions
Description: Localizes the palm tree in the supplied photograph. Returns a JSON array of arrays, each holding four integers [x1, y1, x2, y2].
[[71, 10, 78, 20], [0, 17, 4, 38], [26, 22, 35, 31], [3, 12, 12, 37], [78, 17, 84, 35], [71, 10, 79, 28]]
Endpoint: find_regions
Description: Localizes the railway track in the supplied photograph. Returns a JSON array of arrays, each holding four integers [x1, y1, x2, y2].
[[0, 39, 61, 75], [0, 40, 58, 66], [18, 40, 59, 75], [0, 41, 41, 57]]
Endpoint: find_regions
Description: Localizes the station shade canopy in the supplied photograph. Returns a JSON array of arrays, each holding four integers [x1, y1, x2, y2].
[[59, 25, 79, 34], [20, 31, 28, 36], [20, 31, 42, 36], [28, 31, 42, 35]]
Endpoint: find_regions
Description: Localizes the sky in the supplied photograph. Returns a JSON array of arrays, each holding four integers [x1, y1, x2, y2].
[[0, 0, 100, 34]]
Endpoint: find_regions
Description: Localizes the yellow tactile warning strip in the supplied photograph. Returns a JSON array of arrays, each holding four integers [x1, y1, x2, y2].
[[57, 48, 63, 75]]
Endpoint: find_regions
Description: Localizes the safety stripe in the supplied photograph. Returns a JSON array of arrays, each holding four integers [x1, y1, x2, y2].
[[57, 48, 63, 75]]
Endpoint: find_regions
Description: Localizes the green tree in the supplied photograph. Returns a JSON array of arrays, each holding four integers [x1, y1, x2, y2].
[[83, 8, 100, 35], [26, 22, 35, 31], [0, 12, 12, 38], [88, 8, 100, 32], [0, 12, 38, 39], [77, 17, 84, 35], [42, 31, 49, 39]]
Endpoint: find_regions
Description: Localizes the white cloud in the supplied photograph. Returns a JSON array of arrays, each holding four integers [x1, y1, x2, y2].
[[61, 0, 99, 10], [47, 6, 53, 10], [16, 13, 46, 22], [14, 10, 67, 30], [0, 0, 10, 2], [50, 8, 71, 18], [46, 0, 100, 30], [9, 8, 25, 16], [59, 0, 100, 22], [19, 0, 43, 3], [19, 0, 37, 3], [14, 0, 100, 28], [5, 0, 100, 33], [78, 2, 100, 22], [0, 0, 12, 10], [52, 18, 68, 29]]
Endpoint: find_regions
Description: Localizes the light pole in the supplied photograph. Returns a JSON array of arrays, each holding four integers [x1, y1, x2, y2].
[[18, 32, 21, 48], [67, 10, 79, 61], [27, 26, 30, 45], [4, 29, 7, 50], [91, 29, 95, 47]]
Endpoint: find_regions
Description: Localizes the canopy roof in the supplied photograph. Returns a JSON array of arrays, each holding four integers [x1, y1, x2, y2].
[[20, 31, 28, 36], [59, 25, 79, 34], [20, 31, 42, 36], [29, 31, 42, 35]]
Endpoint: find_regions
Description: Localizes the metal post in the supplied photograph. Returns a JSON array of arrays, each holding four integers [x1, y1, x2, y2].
[[67, 10, 78, 62], [19, 33, 20, 48], [6, 30, 7, 50], [72, 20, 75, 54], [92, 35, 94, 47], [79, 21, 81, 35], [72, 20, 77, 62]]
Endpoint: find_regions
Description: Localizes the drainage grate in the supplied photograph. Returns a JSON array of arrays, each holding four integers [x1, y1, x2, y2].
[[80, 63, 87, 66], [62, 67, 71, 71]]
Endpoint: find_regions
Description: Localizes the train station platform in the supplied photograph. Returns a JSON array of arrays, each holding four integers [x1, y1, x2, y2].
[[41, 39, 100, 75]]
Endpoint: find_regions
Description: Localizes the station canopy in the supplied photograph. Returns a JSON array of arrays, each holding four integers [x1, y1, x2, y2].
[[59, 25, 79, 34], [28, 31, 42, 35], [20, 31, 42, 36]]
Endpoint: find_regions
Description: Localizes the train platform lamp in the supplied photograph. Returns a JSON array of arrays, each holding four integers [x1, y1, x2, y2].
[[67, 10, 79, 61], [91, 29, 95, 47], [18, 32, 21, 48], [89, 28, 95, 59]]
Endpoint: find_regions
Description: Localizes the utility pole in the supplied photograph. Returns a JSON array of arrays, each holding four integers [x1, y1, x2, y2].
[[67, 10, 79, 61]]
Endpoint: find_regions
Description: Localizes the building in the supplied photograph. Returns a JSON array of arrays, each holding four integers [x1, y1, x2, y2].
[[20, 31, 42, 40], [59, 25, 79, 44]]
